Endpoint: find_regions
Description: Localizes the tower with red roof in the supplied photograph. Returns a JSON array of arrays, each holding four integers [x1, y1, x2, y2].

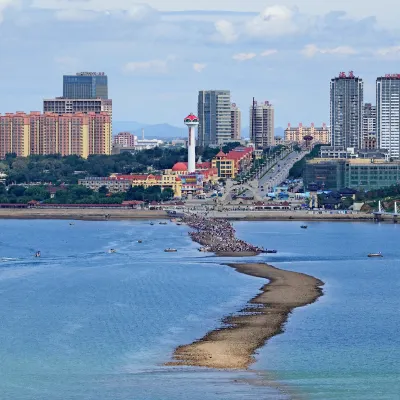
[[184, 113, 199, 173]]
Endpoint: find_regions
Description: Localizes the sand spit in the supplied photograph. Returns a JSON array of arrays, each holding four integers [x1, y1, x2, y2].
[[167, 263, 324, 370]]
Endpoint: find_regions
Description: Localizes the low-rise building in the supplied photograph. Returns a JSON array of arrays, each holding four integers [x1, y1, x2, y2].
[[305, 158, 400, 191], [320, 146, 388, 160], [79, 173, 182, 197], [211, 146, 253, 178], [285, 123, 330, 145], [113, 132, 137, 147]]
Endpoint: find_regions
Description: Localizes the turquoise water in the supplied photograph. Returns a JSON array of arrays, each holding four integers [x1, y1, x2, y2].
[[0, 220, 399, 399]]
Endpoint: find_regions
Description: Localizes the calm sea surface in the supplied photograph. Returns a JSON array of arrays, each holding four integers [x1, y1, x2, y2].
[[0, 219, 398, 399]]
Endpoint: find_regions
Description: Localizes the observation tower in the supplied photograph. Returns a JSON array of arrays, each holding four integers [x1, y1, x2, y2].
[[184, 113, 199, 173]]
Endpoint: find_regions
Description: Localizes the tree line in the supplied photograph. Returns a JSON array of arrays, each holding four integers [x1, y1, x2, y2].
[[0, 184, 175, 204]]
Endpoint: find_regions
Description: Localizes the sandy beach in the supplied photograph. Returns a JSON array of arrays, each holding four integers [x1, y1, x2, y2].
[[167, 263, 324, 369]]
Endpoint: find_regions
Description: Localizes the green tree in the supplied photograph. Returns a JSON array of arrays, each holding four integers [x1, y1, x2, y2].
[[161, 187, 174, 201], [98, 185, 109, 195]]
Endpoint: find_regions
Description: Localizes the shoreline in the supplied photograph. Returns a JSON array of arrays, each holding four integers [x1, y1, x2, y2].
[[167, 262, 324, 370], [0, 208, 390, 222]]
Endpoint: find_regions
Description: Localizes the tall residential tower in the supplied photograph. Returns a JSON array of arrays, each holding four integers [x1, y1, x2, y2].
[[377, 74, 400, 158], [330, 71, 363, 149], [198, 90, 231, 147], [230, 103, 241, 140], [250, 100, 274, 149]]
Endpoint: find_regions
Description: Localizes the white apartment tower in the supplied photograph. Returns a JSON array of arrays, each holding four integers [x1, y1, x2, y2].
[[198, 90, 232, 147], [230, 103, 241, 140], [330, 71, 363, 149], [377, 75, 400, 158], [250, 100, 274, 149]]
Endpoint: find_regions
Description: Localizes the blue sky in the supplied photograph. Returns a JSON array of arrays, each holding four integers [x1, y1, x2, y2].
[[1, 0, 400, 128]]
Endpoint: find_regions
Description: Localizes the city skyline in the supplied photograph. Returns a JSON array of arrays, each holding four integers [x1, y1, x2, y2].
[[0, 2, 400, 127]]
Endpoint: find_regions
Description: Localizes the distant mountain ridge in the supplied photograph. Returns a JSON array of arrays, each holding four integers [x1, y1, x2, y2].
[[113, 121, 186, 139], [113, 121, 285, 140]]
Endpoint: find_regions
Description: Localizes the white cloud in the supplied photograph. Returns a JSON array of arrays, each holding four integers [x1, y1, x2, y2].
[[246, 6, 298, 37], [0, 0, 19, 23], [376, 46, 400, 57], [301, 44, 357, 58], [123, 56, 175, 74], [232, 52, 257, 61], [193, 63, 207, 73], [213, 20, 238, 43], [261, 49, 278, 57], [54, 56, 80, 71], [55, 9, 98, 21]]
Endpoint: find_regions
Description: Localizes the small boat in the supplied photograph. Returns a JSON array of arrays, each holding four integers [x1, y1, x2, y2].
[[69, 223, 75, 226], [35, 251, 41, 258], [108, 249, 116, 254], [176, 223, 182, 226], [368, 253, 383, 258], [301, 225, 308, 229], [137, 240, 143, 243], [159, 222, 168, 225], [265, 249, 277, 254], [164, 248, 177, 253], [150, 222, 155, 226]]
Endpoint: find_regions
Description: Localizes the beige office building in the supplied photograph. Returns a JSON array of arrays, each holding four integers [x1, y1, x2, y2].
[[230, 103, 241, 140], [284, 123, 330, 145]]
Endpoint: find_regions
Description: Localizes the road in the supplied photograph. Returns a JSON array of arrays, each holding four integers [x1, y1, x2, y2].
[[257, 150, 307, 196]]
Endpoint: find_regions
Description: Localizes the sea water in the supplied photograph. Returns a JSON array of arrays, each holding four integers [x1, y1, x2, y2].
[[0, 219, 398, 399], [235, 221, 400, 400]]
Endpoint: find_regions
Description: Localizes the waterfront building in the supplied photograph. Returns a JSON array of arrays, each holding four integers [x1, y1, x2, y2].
[[0, 112, 111, 159], [305, 158, 400, 191], [284, 123, 330, 145], [211, 146, 253, 178], [362, 103, 376, 148], [231, 103, 241, 140], [377, 74, 400, 158], [63, 72, 108, 99], [249, 100, 274, 149], [330, 71, 363, 149], [113, 132, 137, 148], [168, 161, 219, 185], [198, 90, 232, 146], [79, 173, 182, 197]]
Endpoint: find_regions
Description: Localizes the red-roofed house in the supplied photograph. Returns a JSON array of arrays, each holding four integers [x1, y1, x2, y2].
[[212, 146, 253, 178]]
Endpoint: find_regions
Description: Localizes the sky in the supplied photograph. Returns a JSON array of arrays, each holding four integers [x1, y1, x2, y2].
[[1, 0, 400, 128]]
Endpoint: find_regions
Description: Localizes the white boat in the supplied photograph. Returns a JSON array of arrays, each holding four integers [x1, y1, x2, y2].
[[368, 253, 383, 258], [164, 248, 177, 253], [108, 249, 116, 254]]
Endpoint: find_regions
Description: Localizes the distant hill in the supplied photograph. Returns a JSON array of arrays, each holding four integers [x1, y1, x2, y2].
[[113, 121, 186, 139]]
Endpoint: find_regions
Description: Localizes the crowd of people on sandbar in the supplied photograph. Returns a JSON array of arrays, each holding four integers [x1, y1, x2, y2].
[[183, 215, 265, 254]]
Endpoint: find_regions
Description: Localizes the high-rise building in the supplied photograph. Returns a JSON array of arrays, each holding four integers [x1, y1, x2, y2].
[[377, 74, 400, 158], [43, 98, 112, 115], [198, 90, 231, 147], [63, 72, 108, 99], [249, 100, 274, 149], [330, 71, 363, 149], [0, 112, 111, 159], [362, 103, 377, 149], [0, 112, 30, 158], [230, 103, 241, 140]]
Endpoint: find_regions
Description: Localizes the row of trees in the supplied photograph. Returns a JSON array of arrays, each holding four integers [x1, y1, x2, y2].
[[289, 145, 322, 179], [0, 143, 245, 186], [0, 184, 174, 204]]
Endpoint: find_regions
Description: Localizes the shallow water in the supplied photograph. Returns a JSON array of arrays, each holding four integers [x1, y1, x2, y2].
[[0, 219, 398, 399]]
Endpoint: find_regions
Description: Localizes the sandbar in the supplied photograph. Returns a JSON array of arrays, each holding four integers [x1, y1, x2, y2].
[[167, 263, 324, 370]]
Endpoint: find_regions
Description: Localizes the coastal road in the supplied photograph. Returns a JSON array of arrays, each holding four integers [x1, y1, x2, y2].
[[257, 150, 307, 196]]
